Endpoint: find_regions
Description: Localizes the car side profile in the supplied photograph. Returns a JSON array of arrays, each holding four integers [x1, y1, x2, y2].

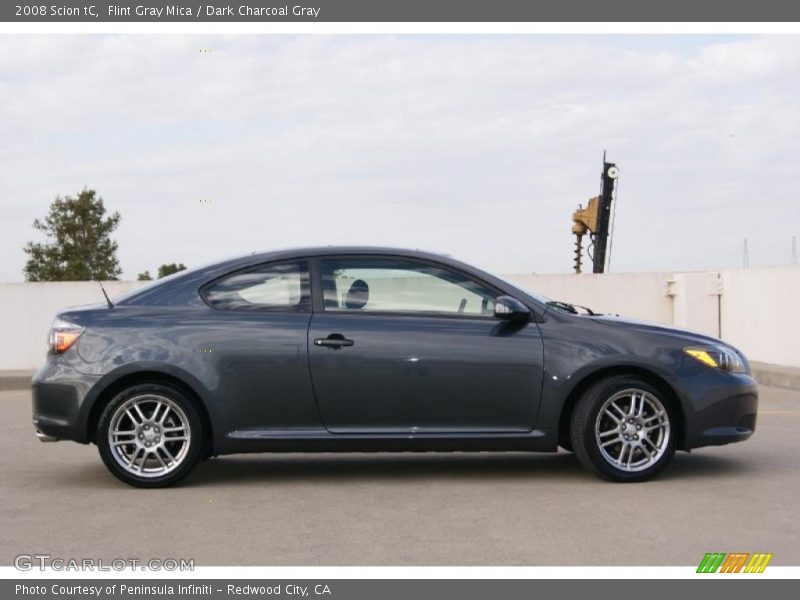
[[32, 247, 758, 487]]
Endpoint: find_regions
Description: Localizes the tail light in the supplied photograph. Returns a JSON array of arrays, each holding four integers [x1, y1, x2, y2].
[[49, 317, 85, 355]]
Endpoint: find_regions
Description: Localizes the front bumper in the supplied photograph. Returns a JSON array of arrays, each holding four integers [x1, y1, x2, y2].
[[681, 372, 758, 450]]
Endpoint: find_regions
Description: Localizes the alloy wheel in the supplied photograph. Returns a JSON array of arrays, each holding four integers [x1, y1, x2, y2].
[[107, 393, 192, 478], [594, 388, 671, 473]]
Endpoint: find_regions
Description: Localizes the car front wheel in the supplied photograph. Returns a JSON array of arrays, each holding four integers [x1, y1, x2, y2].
[[97, 383, 204, 488], [570, 376, 676, 482]]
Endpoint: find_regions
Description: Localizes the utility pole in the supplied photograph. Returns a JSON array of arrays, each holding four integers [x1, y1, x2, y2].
[[792, 236, 797, 265]]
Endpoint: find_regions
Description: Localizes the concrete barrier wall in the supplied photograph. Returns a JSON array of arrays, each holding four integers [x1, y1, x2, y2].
[[1, 281, 144, 373], [1, 266, 798, 370], [718, 266, 799, 367]]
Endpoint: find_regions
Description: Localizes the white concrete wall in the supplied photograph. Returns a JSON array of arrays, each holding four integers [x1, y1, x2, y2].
[[1, 266, 798, 370], [718, 266, 799, 367], [0, 281, 144, 373], [666, 272, 722, 339]]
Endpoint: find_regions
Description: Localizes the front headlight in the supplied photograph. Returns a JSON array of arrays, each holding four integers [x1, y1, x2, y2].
[[684, 346, 747, 373]]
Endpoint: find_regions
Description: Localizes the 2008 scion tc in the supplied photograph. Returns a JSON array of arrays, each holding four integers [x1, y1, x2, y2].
[[32, 247, 757, 487]]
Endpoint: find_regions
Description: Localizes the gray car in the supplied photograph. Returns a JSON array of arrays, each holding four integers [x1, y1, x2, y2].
[[32, 247, 757, 487]]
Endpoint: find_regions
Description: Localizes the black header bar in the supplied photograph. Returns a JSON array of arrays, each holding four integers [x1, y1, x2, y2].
[[4, 0, 800, 23]]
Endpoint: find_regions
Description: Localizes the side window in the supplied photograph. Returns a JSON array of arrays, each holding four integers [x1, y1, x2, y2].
[[321, 258, 497, 316], [203, 261, 310, 311]]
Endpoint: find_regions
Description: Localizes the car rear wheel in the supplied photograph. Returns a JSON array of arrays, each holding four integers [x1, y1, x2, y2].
[[97, 383, 204, 488], [570, 376, 676, 482]]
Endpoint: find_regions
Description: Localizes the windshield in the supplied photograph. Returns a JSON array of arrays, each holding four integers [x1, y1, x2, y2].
[[493, 275, 551, 305]]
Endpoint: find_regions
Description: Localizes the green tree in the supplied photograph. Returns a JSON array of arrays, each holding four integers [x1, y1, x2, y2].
[[157, 263, 187, 279], [23, 189, 122, 281], [137, 270, 153, 281]]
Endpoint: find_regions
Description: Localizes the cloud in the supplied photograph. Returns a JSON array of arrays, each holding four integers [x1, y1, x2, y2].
[[1, 34, 798, 280]]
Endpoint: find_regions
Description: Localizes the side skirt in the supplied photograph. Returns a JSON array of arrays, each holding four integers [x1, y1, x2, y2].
[[218, 428, 558, 455]]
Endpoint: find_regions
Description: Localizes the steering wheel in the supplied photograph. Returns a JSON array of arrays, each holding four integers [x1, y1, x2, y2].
[[457, 298, 467, 314]]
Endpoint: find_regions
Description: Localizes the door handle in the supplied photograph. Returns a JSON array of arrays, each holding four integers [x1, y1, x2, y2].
[[313, 334, 354, 349]]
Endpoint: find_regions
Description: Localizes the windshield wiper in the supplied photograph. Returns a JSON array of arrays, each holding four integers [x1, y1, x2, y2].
[[546, 300, 595, 316]]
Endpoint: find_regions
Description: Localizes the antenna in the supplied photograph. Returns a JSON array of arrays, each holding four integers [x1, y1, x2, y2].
[[98, 281, 114, 309]]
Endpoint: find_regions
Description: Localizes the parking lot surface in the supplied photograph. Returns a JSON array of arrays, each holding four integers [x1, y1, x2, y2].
[[1, 386, 798, 566]]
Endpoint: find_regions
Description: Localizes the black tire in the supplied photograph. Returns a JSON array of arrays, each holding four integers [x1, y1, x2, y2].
[[570, 375, 676, 482], [97, 383, 204, 488]]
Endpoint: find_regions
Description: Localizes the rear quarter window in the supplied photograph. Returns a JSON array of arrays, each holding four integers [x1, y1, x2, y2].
[[202, 261, 310, 311]]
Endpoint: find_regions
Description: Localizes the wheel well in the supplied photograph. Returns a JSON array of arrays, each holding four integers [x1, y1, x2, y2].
[[87, 371, 214, 455], [557, 366, 685, 450]]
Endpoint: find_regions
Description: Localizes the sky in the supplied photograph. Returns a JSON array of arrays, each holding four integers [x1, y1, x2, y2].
[[1, 34, 799, 281]]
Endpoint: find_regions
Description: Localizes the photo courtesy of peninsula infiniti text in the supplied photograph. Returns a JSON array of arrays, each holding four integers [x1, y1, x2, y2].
[[32, 247, 758, 487]]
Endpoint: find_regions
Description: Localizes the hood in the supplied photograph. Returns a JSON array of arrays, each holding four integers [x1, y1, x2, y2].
[[587, 314, 724, 346]]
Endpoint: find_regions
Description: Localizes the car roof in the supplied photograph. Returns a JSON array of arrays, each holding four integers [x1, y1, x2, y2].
[[214, 246, 472, 277], [248, 246, 452, 261]]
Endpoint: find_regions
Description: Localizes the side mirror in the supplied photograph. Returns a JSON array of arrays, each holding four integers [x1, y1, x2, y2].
[[494, 295, 531, 321]]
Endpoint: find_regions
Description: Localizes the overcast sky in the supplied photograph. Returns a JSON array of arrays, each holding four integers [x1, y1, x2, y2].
[[1, 34, 799, 281]]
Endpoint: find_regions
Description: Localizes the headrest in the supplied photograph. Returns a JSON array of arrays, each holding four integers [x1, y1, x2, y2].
[[345, 279, 369, 310]]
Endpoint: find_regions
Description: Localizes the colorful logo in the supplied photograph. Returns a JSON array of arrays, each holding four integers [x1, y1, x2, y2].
[[697, 552, 773, 573]]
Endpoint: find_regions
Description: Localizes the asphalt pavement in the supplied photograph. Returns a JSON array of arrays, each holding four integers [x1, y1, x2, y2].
[[1, 386, 798, 566]]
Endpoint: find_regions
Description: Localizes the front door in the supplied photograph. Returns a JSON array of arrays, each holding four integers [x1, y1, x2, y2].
[[307, 256, 544, 433]]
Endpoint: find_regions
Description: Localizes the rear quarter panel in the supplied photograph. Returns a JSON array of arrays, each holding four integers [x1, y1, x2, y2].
[[62, 305, 322, 451]]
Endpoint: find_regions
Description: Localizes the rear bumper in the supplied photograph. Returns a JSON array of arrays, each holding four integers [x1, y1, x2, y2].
[[33, 424, 60, 442], [32, 359, 98, 444], [682, 373, 758, 449]]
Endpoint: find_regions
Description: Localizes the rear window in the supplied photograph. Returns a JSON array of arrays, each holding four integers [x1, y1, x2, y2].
[[202, 261, 310, 311]]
